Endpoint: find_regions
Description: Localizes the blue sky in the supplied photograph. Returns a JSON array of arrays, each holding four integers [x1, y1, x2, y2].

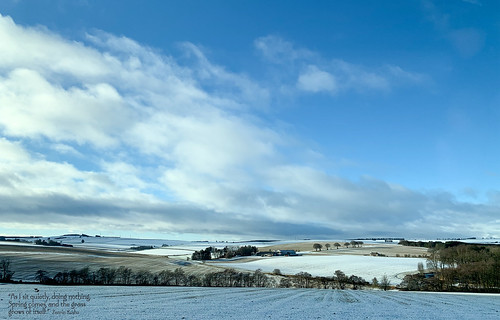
[[0, 0, 499, 240]]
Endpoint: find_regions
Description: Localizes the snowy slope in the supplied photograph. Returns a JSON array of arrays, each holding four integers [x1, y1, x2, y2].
[[214, 255, 427, 283], [1, 284, 498, 320], [9, 235, 295, 252]]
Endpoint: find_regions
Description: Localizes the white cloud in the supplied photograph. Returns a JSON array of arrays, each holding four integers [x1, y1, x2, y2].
[[254, 35, 314, 64], [386, 65, 425, 83], [332, 59, 391, 91], [0, 139, 112, 198], [0, 14, 112, 80], [0, 14, 497, 239], [50, 143, 82, 156], [0, 138, 29, 162], [180, 42, 271, 109], [297, 65, 338, 93], [256, 35, 422, 96], [0, 68, 132, 147]]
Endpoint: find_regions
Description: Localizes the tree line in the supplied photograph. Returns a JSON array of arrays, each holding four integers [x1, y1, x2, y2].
[[399, 242, 499, 293], [282, 270, 374, 290], [34, 239, 73, 248], [399, 240, 462, 249], [313, 241, 364, 251], [1, 258, 388, 290], [35, 267, 375, 290]]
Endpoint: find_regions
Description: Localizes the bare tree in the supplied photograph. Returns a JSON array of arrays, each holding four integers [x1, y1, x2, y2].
[[186, 274, 202, 287], [1, 259, 14, 282], [116, 266, 133, 285], [54, 271, 69, 284], [334, 270, 348, 289], [158, 270, 174, 286], [325, 243, 331, 250], [78, 267, 91, 284], [313, 243, 323, 251], [334, 242, 341, 249], [69, 269, 78, 284], [173, 268, 186, 286], [349, 275, 367, 290], [35, 270, 48, 283], [380, 274, 391, 291], [253, 269, 268, 287], [135, 270, 153, 285], [279, 277, 292, 288], [97, 267, 116, 285], [426, 247, 441, 273], [418, 262, 425, 274], [294, 272, 312, 288]]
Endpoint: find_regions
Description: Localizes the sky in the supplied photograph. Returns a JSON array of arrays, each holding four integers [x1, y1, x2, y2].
[[0, 0, 499, 240]]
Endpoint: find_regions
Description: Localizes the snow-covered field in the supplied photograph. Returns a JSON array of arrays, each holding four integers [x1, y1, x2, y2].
[[214, 255, 426, 283], [133, 247, 195, 258], [45, 236, 188, 251], [1, 237, 186, 251], [5, 235, 499, 252], [0, 241, 39, 247], [1, 284, 498, 320], [2, 235, 299, 252]]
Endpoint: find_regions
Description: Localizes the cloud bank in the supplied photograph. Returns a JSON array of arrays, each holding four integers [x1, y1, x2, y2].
[[0, 14, 498, 239]]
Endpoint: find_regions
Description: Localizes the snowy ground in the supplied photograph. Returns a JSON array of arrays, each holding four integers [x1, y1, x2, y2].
[[5, 235, 499, 252], [2, 236, 299, 252], [1, 284, 498, 320], [213, 255, 426, 283], [0, 241, 39, 247]]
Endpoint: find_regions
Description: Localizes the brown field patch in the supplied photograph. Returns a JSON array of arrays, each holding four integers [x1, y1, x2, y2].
[[260, 241, 429, 257], [0, 244, 225, 281]]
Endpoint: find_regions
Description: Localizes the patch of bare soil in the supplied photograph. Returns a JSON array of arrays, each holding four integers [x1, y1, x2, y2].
[[260, 242, 429, 257]]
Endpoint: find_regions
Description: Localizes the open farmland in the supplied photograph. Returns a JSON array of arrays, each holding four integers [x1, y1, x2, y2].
[[0, 238, 430, 283], [0, 237, 474, 284], [1, 237, 499, 319], [213, 255, 426, 284], [207, 241, 429, 283], [260, 241, 429, 257], [1, 284, 499, 319]]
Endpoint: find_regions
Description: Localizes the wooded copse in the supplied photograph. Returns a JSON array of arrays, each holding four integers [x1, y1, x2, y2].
[[399, 241, 499, 293], [191, 245, 258, 260], [34, 239, 73, 247]]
